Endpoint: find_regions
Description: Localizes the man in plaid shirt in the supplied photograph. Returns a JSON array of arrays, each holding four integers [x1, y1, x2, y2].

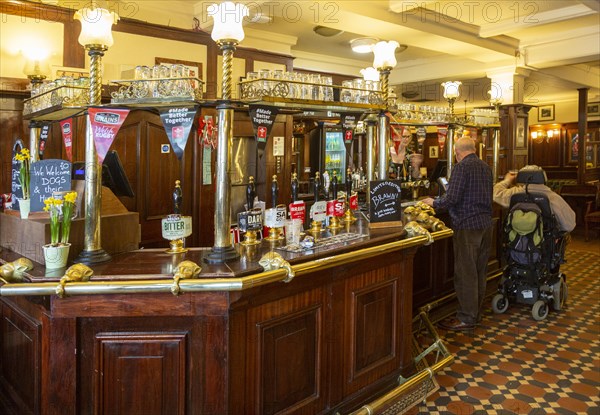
[[423, 137, 493, 330]]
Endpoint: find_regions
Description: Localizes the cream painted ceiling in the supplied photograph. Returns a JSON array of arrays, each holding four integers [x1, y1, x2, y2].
[[48, 0, 600, 107]]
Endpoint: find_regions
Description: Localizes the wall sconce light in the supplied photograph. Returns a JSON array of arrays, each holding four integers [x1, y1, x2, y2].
[[73, 4, 119, 265], [206, 1, 249, 263], [442, 81, 461, 116], [531, 128, 559, 143]]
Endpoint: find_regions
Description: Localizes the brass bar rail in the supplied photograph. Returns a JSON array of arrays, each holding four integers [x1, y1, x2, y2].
[[0, 235, 429, 297]]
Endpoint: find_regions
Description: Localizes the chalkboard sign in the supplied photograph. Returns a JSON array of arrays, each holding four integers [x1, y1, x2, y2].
[[368, 180, 403, 226], [10, 139, 26, 210], [30, 159, 72, 212]]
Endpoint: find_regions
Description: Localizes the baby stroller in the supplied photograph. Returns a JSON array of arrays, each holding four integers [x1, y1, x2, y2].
[[492, 169, 568, 321]]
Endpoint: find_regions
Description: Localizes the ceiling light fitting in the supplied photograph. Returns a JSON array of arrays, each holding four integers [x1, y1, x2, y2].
[[350, 37, 378, 53], [313, 26, 343, 37]]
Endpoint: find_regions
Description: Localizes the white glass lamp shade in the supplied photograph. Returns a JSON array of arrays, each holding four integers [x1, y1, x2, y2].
[[531, 131, 538, 140], [360, 67, 380, 82], [208, 2, 249, 43], [488, 86, 502, 104], [74, 7, 119, 47], [372, 41, 399, 70], [23, 59, 51, 77], [442, 81, 461, 100]]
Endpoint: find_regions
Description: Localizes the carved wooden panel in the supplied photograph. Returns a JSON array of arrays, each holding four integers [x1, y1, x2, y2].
[[352, 281, 396, 375], [0, 302, 41, 415], [342, 267, 404, 397], [260, 308, 320, 415], [241, 288, 327, 415], [94, 332, 187, 415]]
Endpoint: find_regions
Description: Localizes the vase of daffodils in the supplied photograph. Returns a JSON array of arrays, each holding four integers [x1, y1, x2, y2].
[[13, 148, 31, 219], [42, 191, 77, 269]]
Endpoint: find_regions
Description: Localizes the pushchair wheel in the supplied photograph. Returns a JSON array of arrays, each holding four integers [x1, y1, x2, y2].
[[532, 300, 549, 321], [492, 294, 509, 314], [552, 274, 568, 311]]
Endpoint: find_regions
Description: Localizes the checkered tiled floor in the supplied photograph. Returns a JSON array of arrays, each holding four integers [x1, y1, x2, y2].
[[408, 249, 600, 415]]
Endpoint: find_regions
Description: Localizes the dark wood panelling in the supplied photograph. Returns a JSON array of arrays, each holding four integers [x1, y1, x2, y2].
[[95, 332, 187, 415], [259, 308, 321, 415], [242, 288, 328, 415], [353, 281, 396, 375], [342, 268, 402, 397], [0, 303, 41, 415]]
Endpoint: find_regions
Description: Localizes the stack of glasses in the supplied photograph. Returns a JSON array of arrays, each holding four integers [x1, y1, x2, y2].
[[23, 76, 90, 115], [110, 64, 202, 102], [240, 69, 335, 101]]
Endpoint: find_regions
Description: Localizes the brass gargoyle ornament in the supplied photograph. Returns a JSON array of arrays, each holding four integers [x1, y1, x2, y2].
[[171, 260, 202, 296], [0, 258, 34, 283]]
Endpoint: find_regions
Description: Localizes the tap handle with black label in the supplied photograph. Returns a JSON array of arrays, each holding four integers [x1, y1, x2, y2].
[[291, 172, 298, 202], [173, 180, 182, 214], [331, 171, 338, 200], [246, 176, 255, 210], [314, 171, 320, 202], [271, 175, 278, 208]]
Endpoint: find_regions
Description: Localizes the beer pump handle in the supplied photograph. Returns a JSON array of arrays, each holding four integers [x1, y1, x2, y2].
[[271, 175, 278, 208], [173, 180, 182, 214], [331, 172, 338, 200], [346, 168, 352, 195], [246, 176, 255, 210], [314, 172, 320, 203], [291, 172, 298, 203]]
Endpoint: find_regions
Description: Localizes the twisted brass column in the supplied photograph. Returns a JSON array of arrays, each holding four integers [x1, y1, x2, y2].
[[75, 46, 111, 265], [206, 40, 239, 264]]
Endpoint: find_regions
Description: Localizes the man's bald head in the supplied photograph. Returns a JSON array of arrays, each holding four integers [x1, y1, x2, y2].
[[455, 137, 476, 162]]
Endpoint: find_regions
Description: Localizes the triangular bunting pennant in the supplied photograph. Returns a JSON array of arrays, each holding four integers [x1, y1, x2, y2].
[[159, 107, 198, 160], [88, 108, 130, 163]]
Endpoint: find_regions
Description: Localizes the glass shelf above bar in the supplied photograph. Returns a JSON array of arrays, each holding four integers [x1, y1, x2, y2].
[[109, 77, 203, 105], [245, 95, 385, 113], [23, 85, 90, 118]]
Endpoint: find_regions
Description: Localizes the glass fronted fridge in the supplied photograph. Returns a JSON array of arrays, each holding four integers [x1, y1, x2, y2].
[[310, 126, 346, 185], [324, 130, 346, 183]]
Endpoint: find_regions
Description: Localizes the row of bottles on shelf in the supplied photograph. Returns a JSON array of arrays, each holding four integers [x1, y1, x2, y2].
[[325, 153, 343, 170]]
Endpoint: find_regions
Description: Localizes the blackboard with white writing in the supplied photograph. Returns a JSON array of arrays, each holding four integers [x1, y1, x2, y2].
[[30, 159, 72, 212], [10, 139, 25, 209], [368, 180, 402, 223]]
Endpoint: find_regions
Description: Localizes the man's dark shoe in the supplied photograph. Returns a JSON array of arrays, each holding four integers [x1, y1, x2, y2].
[[438, 317, 475, 331]]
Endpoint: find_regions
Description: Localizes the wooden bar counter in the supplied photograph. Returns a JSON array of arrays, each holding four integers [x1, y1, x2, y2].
[[0, 216, 447, 415]]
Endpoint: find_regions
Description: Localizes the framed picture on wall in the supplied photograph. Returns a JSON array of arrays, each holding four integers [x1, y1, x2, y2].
[[538, 104, 555, 122], [515, 117, 525, 148], [587, 102, 600, 118], [567, 129, 593, 165]]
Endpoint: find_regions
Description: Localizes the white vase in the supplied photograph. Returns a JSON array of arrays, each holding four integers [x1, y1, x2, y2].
[[19, 198, 30, 219], [43, 243, 70, 270]]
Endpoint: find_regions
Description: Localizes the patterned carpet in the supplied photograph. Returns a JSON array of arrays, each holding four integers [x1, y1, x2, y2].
[[408, 249, 600, 415]]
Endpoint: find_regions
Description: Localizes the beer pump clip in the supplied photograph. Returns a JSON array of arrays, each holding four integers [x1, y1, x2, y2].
[[239, 176, 262, 246], [264, 175, 286, 242], [343, 168, 357, 223], [162, 180, 193, 254], [309, 172, 327, 238], [327, 171, 344, 230], [289, 172, 305, 224]]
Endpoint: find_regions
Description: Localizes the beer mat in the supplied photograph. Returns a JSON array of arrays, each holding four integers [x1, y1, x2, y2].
[[277, 232, 366, 253]]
